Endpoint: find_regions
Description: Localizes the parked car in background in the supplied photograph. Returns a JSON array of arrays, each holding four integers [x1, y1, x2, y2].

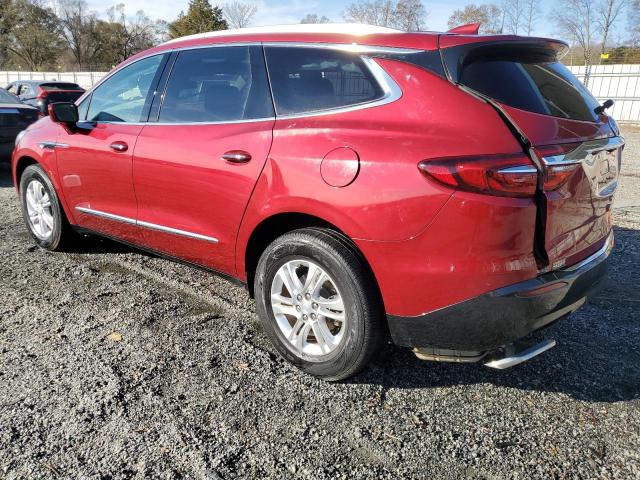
[[0, 88, 39, 162], [11, 24, 622, 380], [6, 80, 85, 116]]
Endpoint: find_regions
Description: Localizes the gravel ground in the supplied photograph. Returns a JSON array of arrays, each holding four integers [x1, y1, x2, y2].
[[1, 127, 639, 479]]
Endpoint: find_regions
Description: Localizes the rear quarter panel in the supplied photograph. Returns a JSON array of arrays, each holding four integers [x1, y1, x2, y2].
[[236, 59, 529, 283]]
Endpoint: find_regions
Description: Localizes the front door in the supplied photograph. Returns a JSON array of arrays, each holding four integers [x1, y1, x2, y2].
[[132, 45, 275, 275], [56, 54, 166, 240]]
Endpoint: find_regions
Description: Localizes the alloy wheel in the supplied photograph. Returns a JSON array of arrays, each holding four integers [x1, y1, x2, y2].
[[25, 179, 54, 241], [270, 259, 347, 356]]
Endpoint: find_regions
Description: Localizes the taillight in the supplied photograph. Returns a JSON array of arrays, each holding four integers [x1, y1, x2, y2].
[[36, 87, 47, 99], [534, 144, 581, 191], [418, 154, 537, 198]]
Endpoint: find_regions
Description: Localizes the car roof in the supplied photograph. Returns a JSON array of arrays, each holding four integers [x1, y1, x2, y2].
[[132, 23, 442, 60], [162, 23, 404, 45], [116, 23, 564, 77], [10, 80, 82, 87]]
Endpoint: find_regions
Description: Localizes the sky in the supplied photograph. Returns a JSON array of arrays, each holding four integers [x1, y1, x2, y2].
[[83, 0, 630, 42]]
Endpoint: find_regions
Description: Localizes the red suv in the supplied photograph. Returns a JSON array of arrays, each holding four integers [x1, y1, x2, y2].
[[12, 25, 622, 380]]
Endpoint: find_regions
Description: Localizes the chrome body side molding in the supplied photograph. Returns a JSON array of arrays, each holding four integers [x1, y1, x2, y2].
[[75, 207, 219, 244]]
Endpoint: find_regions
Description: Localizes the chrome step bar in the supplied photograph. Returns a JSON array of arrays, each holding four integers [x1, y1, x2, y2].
[[484, 339, 556, 369]]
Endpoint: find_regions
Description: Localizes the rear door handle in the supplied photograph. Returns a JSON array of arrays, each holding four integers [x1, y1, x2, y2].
[[222, 150, 251, 164], [110, 141, 128, 152]]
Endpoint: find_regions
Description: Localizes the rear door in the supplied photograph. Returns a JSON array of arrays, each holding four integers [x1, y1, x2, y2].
[[441, 37, 622, 269], [131, 45, 275, 275]]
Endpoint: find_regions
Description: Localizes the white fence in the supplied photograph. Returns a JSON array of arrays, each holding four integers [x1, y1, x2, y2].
[[1, 64, 639, 122], [568, 64, 640, 123], [0, 71, 107, 89]]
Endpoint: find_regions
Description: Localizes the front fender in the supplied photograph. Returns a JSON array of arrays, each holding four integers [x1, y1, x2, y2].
[[11, 119, 76, 224]]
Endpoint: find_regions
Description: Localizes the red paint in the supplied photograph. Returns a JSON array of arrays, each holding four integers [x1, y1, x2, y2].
[[447, 23, 481, 35], [11, 29, 617, 320], [499, 105, 617, 267]]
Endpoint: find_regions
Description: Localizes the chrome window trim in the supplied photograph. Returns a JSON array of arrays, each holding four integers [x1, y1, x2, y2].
[[84, 42, 408, 126], [75, 207, 219, 244], [97, 117, 276, 127], [271, 56, 402, 120]]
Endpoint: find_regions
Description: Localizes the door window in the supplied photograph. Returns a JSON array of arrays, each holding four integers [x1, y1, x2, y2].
[[264, 46, 384, 115], [18, 84, 32, 96], [158, 46, 273, 123], [87, 54, 163, 123], [77, 95, 90, 120]]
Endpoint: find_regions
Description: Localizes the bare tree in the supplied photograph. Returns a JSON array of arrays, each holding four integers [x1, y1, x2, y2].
[[107, 5, 163, 60], [394, 0, 427, 30], [223, 2, 257, 29], [344, 0, 427, 30], [344, 0, 396, 26], [447, 3, 503, 33], [501, 0, 525, 34], [596, 0, 627, 57], [522, 0, 540, 35], [300, 14, 331, 24], [55, 0, 99, 69], [630, 0, 640, 46], [553, 0, 597, 79]]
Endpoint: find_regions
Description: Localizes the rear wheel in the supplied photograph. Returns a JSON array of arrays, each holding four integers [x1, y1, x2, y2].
[[20, 164, 75, 251], [254, 228, 385, 380]]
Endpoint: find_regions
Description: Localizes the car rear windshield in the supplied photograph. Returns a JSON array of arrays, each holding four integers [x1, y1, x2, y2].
[[451, 51, 600, 122], [44, 91, 84, 102], [0, 88, 21, 104], [40, 83, 83, 91]]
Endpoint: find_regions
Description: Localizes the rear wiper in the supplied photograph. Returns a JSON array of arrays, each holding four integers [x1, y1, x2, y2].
[[594, 99, 614, 115]]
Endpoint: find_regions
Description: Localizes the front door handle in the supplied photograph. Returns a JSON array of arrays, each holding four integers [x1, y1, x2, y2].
[[110, 141, 128, 152], [222, 150, 252, 164]]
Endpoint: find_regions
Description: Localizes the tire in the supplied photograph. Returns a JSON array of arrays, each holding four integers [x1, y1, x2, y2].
[[254, 228, 385, 381], [19, 164, 75, 251]]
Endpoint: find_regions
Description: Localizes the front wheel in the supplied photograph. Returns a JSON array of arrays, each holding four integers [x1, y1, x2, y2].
[[254, 228, 385, 381], [20, 164, 75, 251]]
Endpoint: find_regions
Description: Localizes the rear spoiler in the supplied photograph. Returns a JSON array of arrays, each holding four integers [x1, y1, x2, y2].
[[439, 38, 569, 83], [447, 23, 480, 35]]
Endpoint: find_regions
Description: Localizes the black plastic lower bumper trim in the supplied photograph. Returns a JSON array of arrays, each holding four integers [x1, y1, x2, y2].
[[387, 235, 613, 351]]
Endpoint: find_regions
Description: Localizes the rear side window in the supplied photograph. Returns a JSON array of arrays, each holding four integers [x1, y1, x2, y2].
[[457, 59, 600, 122], [264, 46, 384, 115], [158, 46, 273, 123]]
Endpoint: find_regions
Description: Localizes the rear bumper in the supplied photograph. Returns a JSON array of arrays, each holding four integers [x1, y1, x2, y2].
[[388, 233, 613, 352]]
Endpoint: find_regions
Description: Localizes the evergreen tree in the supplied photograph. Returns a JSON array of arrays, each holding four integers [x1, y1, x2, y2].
[[169, 0, 227, 39]]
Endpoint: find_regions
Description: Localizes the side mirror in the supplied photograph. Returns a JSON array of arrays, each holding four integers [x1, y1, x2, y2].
[[49, 102, 79, 125]]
